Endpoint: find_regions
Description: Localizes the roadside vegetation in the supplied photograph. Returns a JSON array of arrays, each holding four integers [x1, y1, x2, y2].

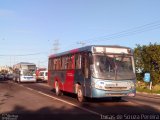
[[134, 43, 160, 94], [136, 81, 160, 94]]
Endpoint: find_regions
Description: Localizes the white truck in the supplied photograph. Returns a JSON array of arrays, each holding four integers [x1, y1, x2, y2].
[[36, 70, 48, 82]]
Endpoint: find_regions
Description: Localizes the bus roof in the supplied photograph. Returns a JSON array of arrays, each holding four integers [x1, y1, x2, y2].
[[49, 45, 132, 59], [14, 62, 36, 66]]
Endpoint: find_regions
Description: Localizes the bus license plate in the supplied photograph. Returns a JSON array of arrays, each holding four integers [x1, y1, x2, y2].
[[105, 84, 117, 87]]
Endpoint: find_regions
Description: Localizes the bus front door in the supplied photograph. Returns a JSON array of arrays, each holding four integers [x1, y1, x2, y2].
[[82, 53, 91, 97]]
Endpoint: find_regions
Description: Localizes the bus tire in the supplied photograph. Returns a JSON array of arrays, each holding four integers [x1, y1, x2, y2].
[[55, 81, 62, 96], [77, 85, 85, 102]]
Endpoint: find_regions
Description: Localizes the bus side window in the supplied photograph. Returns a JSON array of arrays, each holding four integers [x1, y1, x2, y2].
[[71, 55, 75, 69], [64, 56, 67, 69], [89, 53, 93, 65], [62, 56, 65, 70], [66, 56, 70, 69], [75, 54, 81, 69], [68, 55, 73, 69], [53, 59, 56, 70], [48, 59, 51, 70], [50, 59, 52, 70], [57, 58, 60, 70], [82, 53, 90, 79]]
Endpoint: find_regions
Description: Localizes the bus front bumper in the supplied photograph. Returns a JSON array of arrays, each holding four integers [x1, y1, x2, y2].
[[91, 88, 136, 98]]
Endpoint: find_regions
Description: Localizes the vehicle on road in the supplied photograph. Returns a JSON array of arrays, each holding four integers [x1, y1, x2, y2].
[[7, 74, 14, 80], [13, 62, 36, 83], [36, 68, 47, 82], [0, 74, 4, 80], [36, 70, 48, 82], [48, 45, 136, 102]]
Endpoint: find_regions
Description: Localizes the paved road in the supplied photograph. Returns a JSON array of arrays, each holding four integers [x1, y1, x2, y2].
[[124, 93, 160, 112], [0, 80, 160, 120]]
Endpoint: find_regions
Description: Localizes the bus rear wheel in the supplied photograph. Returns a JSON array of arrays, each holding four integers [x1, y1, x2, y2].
[[55, 81, 62, 96], [77, 86, 85, 102]]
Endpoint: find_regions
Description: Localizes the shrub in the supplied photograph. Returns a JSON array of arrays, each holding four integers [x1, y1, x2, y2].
[[152, 84, 160, 92]]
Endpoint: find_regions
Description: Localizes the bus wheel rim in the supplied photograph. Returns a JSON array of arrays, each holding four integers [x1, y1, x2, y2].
[[78, 89, 82, 101], [55, 82, 59, 93]]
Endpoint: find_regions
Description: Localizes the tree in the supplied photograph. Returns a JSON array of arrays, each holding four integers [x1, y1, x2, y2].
[[0, 69, 8, 74], [134, 43, 160, 85]]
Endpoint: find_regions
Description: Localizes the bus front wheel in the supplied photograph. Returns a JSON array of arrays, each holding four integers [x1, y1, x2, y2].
[[77, 86, 85, 102], [55, 81, 62, 96]]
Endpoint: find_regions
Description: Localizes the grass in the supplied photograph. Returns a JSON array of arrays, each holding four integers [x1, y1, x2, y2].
[[136, 81, 160, 94], [136, 87, 160, 94]]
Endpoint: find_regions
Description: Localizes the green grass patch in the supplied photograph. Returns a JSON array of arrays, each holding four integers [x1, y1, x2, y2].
[[136, 87, 160, 94], [136, 81, 160, 94]]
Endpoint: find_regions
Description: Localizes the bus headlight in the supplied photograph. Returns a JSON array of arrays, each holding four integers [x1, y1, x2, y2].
[[95, 81, 105, 90]]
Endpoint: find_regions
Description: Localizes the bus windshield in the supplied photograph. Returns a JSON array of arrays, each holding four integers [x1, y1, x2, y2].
[[23, 69, 35, 76], [93, 54, 136, 80]]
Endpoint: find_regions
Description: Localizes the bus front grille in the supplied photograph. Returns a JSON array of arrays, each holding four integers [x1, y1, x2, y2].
[[106, 93, 127, 96], [105, 87, 128, 91]]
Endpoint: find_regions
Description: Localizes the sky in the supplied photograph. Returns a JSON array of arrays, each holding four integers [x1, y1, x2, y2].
[[0, 0, 160, 67]]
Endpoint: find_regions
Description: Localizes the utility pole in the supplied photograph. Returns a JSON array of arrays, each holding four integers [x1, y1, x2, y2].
[[10, 56, 11, 67], [13, 56, 15, 65], [77, 41, 86, 46], [52, 39, 60, 54]]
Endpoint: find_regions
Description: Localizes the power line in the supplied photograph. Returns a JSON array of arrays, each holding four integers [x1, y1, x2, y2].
[[85, 20, 160, 44], [62, 20, 160, 50], [0, 52, 48, 57], [43, 20, 160, 53], [2, 20, 158, 58]]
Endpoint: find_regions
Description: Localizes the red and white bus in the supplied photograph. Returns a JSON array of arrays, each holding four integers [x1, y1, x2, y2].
[[48, 45, 136, 102]]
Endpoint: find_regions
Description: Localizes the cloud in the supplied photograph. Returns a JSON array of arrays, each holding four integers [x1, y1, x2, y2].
[[0, 9, 16, 17]]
